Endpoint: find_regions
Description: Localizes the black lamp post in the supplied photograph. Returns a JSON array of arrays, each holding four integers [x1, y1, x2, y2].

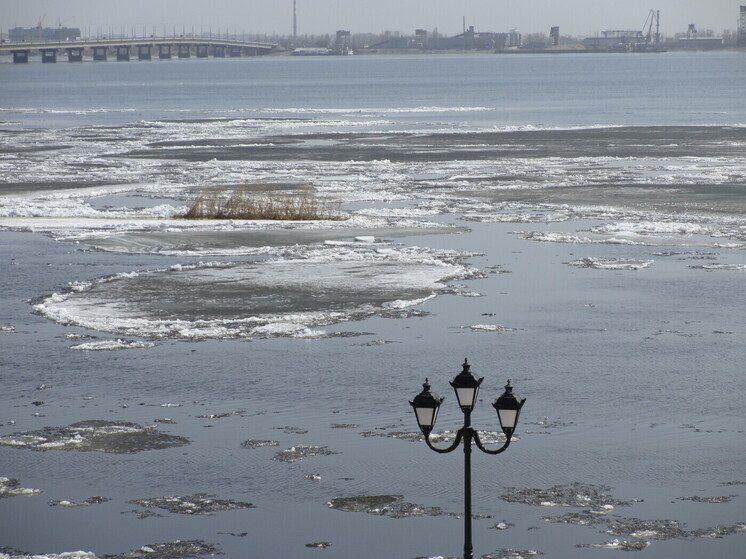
[[410, 359, 526, 559]]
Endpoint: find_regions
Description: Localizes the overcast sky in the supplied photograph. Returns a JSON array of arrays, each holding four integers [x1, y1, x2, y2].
[[2, 1, 741, 38]]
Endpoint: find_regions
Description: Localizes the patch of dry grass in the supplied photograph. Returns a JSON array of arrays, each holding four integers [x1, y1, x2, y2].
[[178, 187, 345, 221]]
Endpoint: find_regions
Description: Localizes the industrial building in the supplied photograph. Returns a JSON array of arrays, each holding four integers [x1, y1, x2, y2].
[[368, 27, 521, 51], [8, 26, 81, 42], [582, 10, 663, 52], [677, 24, 723, 49]]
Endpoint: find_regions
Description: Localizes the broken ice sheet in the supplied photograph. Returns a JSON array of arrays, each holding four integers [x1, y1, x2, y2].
[[69, 339, 157, 351], [0, 553, 97, 559], [326, 494, 490, 520], [482, 550, 544, 559], [677, 494, 737, 503], [33, 245, 480, 340], [49, 496, 110, 507], [458, 324, 515, 333], [0, 420, 189, 453], [130, 494, 254, 515], [0, 476, 41, 498], [501, 483, 629, 508], [328, 495, 446, 518], [274, 445, 339, 463], [576, 539, 650, 552], [567, 257, 653, 271], [101, 540, 218, 559], [240, 439, 280, 448], [274, 425, 309, 434]]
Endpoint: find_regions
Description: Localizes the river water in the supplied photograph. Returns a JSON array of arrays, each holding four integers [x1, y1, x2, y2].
[[0, 51, 744, 559]]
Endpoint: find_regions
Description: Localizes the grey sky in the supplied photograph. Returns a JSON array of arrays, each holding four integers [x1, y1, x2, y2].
[[2, 1, 741, 38]]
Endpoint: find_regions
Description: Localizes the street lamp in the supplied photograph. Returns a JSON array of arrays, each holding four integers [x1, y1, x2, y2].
[[410, 359, 526, 559]]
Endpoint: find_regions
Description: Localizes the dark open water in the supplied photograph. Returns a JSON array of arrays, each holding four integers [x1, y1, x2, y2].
[[0, 52, 744, 558]]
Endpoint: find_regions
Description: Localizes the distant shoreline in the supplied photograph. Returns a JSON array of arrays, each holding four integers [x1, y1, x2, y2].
[[281, 46, 745, 56]]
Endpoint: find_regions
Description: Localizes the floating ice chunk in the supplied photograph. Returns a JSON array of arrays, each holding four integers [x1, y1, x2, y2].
[[69, 339, 156, 351], [0, 553, 99, 559], [130, 493, 253, 515], [588, 539, 650, 551], [34, 245, 475, 340], [0, 420, 188, 453], [593, 221, 708, 236], [568, 257, 652, 271], [0, 476, 42, 498], [689, 263, 746, 271], [630, 529, 659, 538], [465, 324, 515, 333], [275, 445, 339, 463]]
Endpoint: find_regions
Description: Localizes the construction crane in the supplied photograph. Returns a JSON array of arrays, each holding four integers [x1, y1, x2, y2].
[[35, 14, 46, 42], [641, 9, 661, 47]]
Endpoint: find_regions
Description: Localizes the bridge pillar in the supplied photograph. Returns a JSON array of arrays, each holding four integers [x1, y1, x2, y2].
[[196, 45, 209, 58], [138, 45, 152, 60], [116, 46, 131, 61], [158, 45, 172, 59], [41, 49, 58, 63], [229, 46, 242, 57], [213, 45, 226, 57], [66, 48, 83, 62], [178, 44, 191, 58], [12, 50, 30, 63], [93, 47, 107, 61]]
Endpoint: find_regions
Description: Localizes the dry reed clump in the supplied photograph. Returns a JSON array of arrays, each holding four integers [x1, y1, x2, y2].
[[179, 188, 345, 221]]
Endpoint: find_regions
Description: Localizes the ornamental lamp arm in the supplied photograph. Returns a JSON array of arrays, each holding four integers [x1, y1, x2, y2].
[[423, 427, 465, 454], [471, 429, 512, 455]]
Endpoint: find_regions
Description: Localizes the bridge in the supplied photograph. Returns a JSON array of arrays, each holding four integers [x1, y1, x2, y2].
[[1, 36, 278, 63]]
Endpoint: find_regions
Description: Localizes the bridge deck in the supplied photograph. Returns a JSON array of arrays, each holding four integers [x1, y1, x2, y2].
[[0, 36, 276, 54]]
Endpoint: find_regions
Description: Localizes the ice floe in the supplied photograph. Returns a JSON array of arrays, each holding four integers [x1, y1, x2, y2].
[[501, 483, 629, 508], [0, 476, 41, 498], [0, 420, 189, 453], [130, 494, 253, 515], [461, 324, 516, 333], [520, 220, 746, 248], [240, 440, 280, 449], [567, 257, 653, 271], [49, 496, 110, 507], [328, 495, 449, 518], [274, 445, 339, 463], [0, 553, 97, 559], [677, 494, 737, 503], [69, 339, 157, 351], [576, 539, 650, 551], [689, 263, 746, 271], [33, 245, 479, 340], [482, 551, 544, 559]]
